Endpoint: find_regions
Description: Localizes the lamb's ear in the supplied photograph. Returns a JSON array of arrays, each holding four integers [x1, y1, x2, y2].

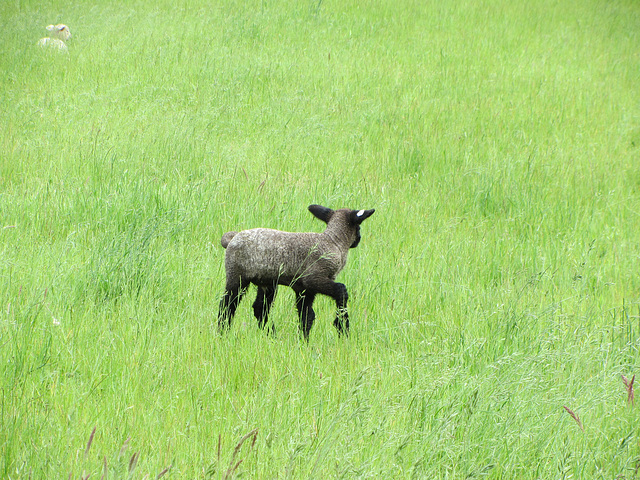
[[351, 208, 375, 224], [308, 204, 334, 223]]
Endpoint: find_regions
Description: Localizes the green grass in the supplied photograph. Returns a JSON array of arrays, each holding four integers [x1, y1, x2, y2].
[[2, 0, 640, 477]]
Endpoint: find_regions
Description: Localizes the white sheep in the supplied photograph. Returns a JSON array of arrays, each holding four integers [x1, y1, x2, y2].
[[218, 205, 375, 340], [37, 24, 71, 51]]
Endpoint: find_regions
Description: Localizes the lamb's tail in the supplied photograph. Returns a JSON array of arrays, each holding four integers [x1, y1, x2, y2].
[[220, 231, 238, 248]]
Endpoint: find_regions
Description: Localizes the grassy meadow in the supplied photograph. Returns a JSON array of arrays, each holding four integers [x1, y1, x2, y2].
[[2, 0, 640, 477]]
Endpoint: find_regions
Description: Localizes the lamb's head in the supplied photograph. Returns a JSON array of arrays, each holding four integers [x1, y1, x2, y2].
[[46, 24, 71, 41], [308, 204, 375, 248]]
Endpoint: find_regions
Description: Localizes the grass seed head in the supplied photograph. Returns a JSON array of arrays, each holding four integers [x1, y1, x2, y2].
[[563, 405, 584, 431], [622, 374, 635, 406]]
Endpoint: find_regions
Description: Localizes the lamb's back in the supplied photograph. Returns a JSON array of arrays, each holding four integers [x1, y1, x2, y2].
[[225, 228, 345, 284]]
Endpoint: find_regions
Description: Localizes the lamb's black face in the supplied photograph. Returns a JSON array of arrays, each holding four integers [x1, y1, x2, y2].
[[351, 225, 361, 248], [348, 208, 374, 248]]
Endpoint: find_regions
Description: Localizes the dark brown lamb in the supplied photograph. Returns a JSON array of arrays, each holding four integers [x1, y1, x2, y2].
[[218, 204, 375, 340]]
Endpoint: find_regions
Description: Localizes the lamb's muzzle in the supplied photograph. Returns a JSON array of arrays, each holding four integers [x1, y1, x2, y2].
[[218, 204, 375, 340]]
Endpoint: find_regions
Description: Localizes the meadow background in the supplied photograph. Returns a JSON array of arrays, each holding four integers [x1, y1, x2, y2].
[[2, 0, 640, 477]]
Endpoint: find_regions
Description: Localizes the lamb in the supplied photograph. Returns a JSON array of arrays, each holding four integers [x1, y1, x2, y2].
[[37, 24, 71, 51], [218, 204, 375, 340]]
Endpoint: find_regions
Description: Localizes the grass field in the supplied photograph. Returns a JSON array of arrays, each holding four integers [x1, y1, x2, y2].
[[2, 0, 640, 477]]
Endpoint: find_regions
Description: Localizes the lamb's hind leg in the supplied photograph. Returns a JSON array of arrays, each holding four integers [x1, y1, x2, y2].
[[253, 284, 277, 334], [218, 278, 249, 333], [295, 291, 316, 341]]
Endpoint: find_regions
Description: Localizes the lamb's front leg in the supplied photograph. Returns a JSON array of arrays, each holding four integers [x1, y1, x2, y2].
[[312, 279, 350, 336], [218, 279, 248, 333], [331, 282, 349, 336]]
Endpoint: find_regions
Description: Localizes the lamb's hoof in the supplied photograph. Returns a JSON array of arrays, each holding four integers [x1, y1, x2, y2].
[[333, 317, 350, 336]]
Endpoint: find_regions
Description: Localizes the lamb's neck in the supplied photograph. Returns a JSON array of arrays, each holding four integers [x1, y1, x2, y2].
[[323, 226, 352, 250]]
